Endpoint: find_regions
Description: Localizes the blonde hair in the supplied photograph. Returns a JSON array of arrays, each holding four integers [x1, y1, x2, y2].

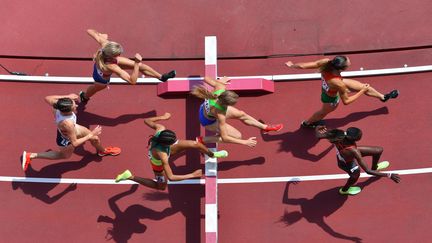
[[94, 41, 123, 72], [191, 86, 238, 106]]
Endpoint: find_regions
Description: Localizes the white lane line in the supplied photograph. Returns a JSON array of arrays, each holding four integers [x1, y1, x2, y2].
[[2, 167, 431, 185], [1, 65, 431, 83]]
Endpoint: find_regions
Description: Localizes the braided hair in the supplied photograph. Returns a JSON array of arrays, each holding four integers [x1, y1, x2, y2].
[[148, 129, 177, 147], [326, 127, 362, 144], [53, 98, 73, 112]]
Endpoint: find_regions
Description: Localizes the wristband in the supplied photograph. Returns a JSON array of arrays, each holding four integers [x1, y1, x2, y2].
[[387, 173, 392, 178]]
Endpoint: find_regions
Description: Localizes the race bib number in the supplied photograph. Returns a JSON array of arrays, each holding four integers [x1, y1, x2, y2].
[[321, 78, 330, 92]]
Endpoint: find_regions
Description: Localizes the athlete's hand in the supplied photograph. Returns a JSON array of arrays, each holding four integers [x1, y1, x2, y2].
[[192, 169, 202, 178], [91, 125, 102, 136], [160, 112, 171, 120], [244, 137, 257, 147], [289, 178, 301, 185], [389, 173, 401, 183], [217, 76, 231, 85], [134, 53, 143, 63], [285, 61, 295, 68]]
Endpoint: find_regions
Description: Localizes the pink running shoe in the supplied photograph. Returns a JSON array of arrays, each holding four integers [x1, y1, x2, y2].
[[98, 146, 121, 157]]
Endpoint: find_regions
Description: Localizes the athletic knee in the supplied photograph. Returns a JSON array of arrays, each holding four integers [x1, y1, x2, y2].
[[375, 146, 384, 154]]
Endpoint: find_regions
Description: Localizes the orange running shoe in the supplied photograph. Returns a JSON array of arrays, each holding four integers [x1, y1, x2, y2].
[[98, 146, 121, 157], [21, 151, 32, 171], [263, 124, 283, 133]]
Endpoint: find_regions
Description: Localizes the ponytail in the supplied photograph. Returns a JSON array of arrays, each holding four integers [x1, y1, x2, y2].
[[191, 86, 218, 100], [94, 50, 108, 72], [94, 41, 123, 72]]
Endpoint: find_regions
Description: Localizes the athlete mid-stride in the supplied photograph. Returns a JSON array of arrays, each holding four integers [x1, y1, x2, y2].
[[316, 125, 400, 195]]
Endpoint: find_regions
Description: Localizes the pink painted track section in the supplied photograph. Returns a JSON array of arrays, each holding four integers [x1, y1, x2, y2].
[[1, 1, 432, 242]]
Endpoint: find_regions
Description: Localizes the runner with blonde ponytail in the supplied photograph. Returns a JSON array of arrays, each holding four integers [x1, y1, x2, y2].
[[79, 29, 177, 104]]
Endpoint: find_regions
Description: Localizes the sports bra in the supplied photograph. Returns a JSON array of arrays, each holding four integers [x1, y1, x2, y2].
[[335, 142, 357, 163], [321, 71, 342, 96]]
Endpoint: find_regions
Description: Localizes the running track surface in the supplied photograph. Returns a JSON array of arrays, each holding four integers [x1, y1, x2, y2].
[[1, 1, 432, 243]]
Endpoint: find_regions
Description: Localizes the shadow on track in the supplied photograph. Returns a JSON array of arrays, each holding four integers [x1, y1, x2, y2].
[[280, 177, 381, 243], [11, 151, 99, 204], [97, 184, 176, 243], [77, 105, 156, 127]]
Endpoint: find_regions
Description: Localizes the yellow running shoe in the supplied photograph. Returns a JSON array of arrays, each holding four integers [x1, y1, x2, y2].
[[339, 186, 361, 195], [376, 161, 390, 171], [115, 170, 132, 183]]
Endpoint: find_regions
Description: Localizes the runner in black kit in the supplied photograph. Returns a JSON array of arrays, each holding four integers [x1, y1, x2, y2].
[[315, 125, 400, 195]]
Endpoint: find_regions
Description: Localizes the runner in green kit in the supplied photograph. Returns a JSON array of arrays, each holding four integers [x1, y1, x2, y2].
[[192, 76, 283, 147], [114, 112, 228, 190]]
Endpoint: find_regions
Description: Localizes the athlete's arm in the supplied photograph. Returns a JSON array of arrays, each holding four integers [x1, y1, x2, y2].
[[216, 112, 257, 147], [285, 58, 330, 69], [87, 29, 109, 46], [350, 148, 400, 183], [203, 76, 231, 90], [144, 113, 170, 132], [44, 94, 79, 106], [160, 153, 202, 181], [108, 53, 142, 85], [336, 81, 369, 105], [61, 121, 102, 147]]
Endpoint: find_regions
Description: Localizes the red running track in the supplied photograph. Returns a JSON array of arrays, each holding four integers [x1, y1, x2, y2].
[[1, 0, 432, 242], [1, 0, 432, 58], [1, 71, 432, 242]]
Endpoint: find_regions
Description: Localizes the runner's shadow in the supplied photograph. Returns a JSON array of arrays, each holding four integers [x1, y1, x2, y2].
[[260, 107, 389, 162], [218, 156, 265, 171], [97, 184, 176, 243], [325, 106, 389, 127], [11, 151, 99, 204], [141, 153, 205, 243], [76, 107, 156, 127], [141, 155, 265, 243], [170, 152, 266, 172], [280, 177, 381, 243], [261, 128, 333, 162]]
